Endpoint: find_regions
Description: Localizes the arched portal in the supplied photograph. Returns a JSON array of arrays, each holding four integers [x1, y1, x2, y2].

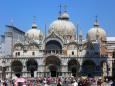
[[11, 60, 23, 76], [68, 59, 80, 77], [82, 60, 96, 77], [46, 40, 62, 50], [26, 58, 38, 77], [44, 55, 61, 77]]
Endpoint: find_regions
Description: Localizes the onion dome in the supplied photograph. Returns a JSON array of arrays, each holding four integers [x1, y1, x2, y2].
[[25, 21, 43, 40], [48, 11, 75, 37], [87, 19, 106, 41]]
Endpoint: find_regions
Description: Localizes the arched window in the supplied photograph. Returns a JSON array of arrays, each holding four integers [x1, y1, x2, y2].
[[32, 52, 35, 56], [72, 51, 74, 55], [18, 52, 20, 56], [46, 40, 62, 50], [15, 52, 17, 56]]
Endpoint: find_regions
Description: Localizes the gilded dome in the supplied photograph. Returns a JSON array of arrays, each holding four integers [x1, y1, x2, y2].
[[25, 23, 43, 40], [87, 20, 106, 41], [48, 12, 75, 37]]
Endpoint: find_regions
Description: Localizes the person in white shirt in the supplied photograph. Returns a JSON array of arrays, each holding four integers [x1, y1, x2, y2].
[[72, 80, 78, 86], [44, 80, 48, 86], [44, 83, 48, 86]]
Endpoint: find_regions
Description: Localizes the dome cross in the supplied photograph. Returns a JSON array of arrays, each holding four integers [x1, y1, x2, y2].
[[58, 4, 62, 16], [32, 16, 37, 29], [63, 4, 67, 12], [94, 16, 99, 27]]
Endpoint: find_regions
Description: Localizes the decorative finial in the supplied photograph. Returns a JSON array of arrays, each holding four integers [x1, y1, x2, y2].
[[63, 4, 67, 12], [96, 15, 98, 21], [95, 16, 100, 40], [95, 15, 98, 24], [94, 15, 99, 27], [33, 16, 36, 24], [32, 16, 37, 29], [59, 4, 62, 16]]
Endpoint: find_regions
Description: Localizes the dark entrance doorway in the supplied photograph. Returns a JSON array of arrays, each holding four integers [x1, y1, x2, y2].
[[51, 71, 56, 77], [45, 56, 61, 77], [68, 59, 80, 77], [82, 60, 96, 77], [26, 59, 38, 77], [49, 64, 57, 77], [71, 66, 77, 77]]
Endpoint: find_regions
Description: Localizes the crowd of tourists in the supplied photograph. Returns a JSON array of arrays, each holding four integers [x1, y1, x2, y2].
[[0, 76, 115, 86]]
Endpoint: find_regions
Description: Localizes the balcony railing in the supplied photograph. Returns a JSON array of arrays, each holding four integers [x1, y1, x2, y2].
[[44, 49, 64, 55]]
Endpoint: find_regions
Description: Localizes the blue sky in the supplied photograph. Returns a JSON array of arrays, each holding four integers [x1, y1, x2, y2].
[[0, 0, 115, 38]]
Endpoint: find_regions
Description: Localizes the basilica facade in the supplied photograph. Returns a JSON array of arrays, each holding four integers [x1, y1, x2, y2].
[[0, 11, 115, 79]]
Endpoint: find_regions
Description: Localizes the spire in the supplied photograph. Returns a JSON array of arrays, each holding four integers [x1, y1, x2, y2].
[[79, 30, 83, 36], [76, 24, 79, 57], [94, 16, 99, 27], [58, 4, 62, 19], [79, 29, 83, 44], [94, 16, 100, 40], [58, 4, 62, 16], [79, 29, 83, 51], [76, 24, 79, 42], [32, 16, 37, 29], [59, 4, 69, 20]]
